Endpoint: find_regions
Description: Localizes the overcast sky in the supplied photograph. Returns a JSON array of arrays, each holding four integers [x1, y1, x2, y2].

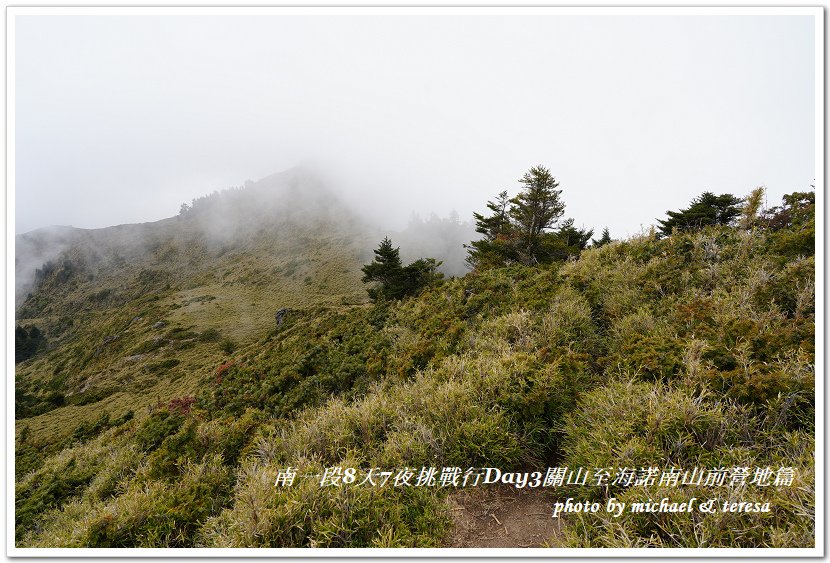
[[14, 12, 816, 237]]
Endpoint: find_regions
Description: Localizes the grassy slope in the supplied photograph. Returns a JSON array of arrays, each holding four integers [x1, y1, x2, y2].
[[15, 198, 815, 548], [15, 172, 372, 448]]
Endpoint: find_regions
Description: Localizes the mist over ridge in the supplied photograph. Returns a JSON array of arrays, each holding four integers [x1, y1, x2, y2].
[[15, 165, 480, 310]]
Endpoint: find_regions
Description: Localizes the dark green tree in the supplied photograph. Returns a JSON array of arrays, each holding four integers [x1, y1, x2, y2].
[[657, 191, 742, 237], [466, 166, 568, 268], [361, 237, 405, 301], [465, 191, 519, 269], [362, 238, 443, 301], [553, 219, 593, 260], [401, 258, 444, 296], [509, 166, 566, 263], [472, 190, 512, 242], [15, 325, 45, 363], [591, 227, 612, 248]]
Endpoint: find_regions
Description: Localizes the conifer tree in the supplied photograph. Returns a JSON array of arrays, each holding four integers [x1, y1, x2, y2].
[[592, 227, 612, 248], [509, 166, 566, 263], [554, 219, 593, 260], [657, 191, 742, 237], [401, 258, 443, 295], [466, 165, 569, 268], [362, 238, 443, 301], [361, 237, 404, 301], [472, 191, 512, 242], [465, 191, 519, 269]]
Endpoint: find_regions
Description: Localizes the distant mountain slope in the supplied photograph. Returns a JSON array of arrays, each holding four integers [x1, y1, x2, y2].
[[15, 168, 374, 444]]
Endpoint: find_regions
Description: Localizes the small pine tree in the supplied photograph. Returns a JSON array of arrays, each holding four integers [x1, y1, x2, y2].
[[552, 218, 593, 260], [362, 238, 443, 301], [402, 258, 443, 296], [361, 237, 405, 301], [509, 166, 566, 264], [592, 227, 612, 248], [466, 165, 568, 268], [472, 191, 512, 242], [465, 191, 520, 269], [657, 192, 742, 237]]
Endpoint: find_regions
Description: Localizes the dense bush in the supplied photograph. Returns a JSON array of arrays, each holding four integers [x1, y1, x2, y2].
[[558, 379, 814, 547], [15, 325, 46, 363]]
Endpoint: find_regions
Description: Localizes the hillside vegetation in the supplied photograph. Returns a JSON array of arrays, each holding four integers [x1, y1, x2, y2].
[[14, 172, 815, 548]]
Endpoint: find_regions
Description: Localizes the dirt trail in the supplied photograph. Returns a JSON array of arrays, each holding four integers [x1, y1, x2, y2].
[[447, 485, 562, 548]]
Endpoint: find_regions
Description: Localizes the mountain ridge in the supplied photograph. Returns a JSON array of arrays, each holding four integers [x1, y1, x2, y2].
[[14, 175, 815, 549], [15, 168, 376, 447]]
